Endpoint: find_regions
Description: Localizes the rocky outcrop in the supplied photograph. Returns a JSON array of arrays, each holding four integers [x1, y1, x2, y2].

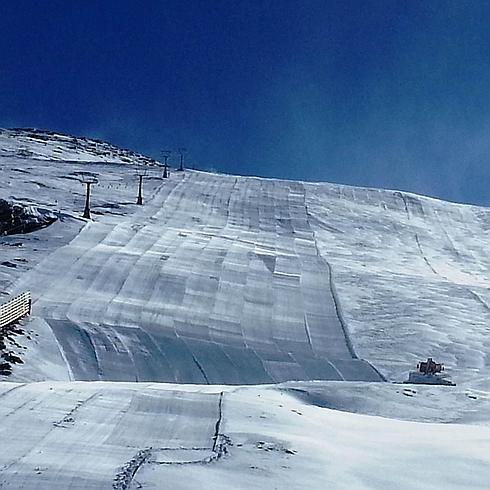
[[0, 199, 57, 236]]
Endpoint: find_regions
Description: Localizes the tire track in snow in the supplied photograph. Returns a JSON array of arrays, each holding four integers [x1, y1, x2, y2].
[[189, 351, 211, 384], [396, 191, 438, 276], [212, 391, 224, 452], [0, 383, 25, 401], [468, 290, 490, 312], [53, 391, 99, 428], [414, 233, 438, 275]]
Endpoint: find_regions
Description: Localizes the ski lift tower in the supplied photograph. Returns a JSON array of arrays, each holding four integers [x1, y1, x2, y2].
[[178, 147, 186, 171], [161, 150, 171, 178], [135, 166, 148, 205], [77, 172, 98, 219]]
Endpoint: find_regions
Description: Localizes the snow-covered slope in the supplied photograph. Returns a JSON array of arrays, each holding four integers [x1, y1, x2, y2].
[[10, 171, 383, 384], [0, 381, 488, 490], [0, 128, 157, 165], [305, 183, 490, 383], [1, 131, 490, 488], [1, 133, 489, 384]]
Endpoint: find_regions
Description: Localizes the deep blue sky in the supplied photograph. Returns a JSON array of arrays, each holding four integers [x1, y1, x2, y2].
[[1, 1, 489, 205]]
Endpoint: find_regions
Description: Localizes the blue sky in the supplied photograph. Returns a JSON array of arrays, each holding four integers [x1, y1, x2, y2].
[[1, 1, 489, 205]]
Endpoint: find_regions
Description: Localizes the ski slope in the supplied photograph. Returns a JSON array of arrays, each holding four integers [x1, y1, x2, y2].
[[2, 145, 488, 384], [11, 171, 383, 384], [1, 129, 490, 489], [0, 381, 489, 490], [305, 183, 490, 383]]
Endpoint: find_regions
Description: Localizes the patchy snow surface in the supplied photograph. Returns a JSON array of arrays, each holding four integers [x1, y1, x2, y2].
[[0, 151, 162, 294], [0, 128, 158, 165], [1, 131, 489, 488]]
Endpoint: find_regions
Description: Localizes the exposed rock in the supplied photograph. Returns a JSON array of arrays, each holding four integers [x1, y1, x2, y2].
[[0, 199, 57, 236]]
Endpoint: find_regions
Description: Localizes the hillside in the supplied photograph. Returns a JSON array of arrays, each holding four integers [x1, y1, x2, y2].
[[0, 128, 158, 165], [2, 134, 489, 384], [0, 130, 489, 488]]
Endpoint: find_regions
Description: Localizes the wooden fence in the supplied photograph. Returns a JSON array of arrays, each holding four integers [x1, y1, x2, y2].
[[0, 292, 31, 330]]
